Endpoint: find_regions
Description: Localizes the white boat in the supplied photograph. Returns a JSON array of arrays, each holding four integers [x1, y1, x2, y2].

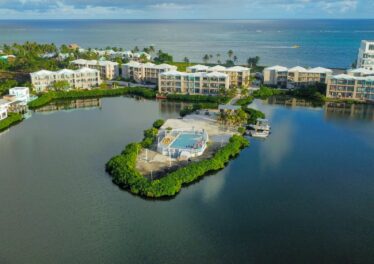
[[249, 129, 270, 138], [249, 118, 271, 131], [248, 118, 271, 138]]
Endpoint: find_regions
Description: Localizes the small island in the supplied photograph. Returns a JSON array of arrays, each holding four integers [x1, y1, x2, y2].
[[106, 110, 250, 198]]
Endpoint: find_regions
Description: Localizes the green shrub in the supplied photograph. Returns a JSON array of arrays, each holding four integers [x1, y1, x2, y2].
[[238, 127, 246, 135], [0, 113, 23, 132], [253, 86, 284, 99], [152, 119, 165, 129]]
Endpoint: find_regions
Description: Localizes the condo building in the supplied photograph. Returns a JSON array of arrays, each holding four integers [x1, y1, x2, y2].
[[263, 65, 332, 88], [326, 74, 374, 102], [186, 65, 251, 88], [122, 61, 177, 84], [347, 68, 374, 77], [263, 65, 289, 87], [356, 40, 374, 70], [9, 87, 30, 103], [30, 68, 101, 92], [70, 59, 119, 80], [158, 71, 229, 95]]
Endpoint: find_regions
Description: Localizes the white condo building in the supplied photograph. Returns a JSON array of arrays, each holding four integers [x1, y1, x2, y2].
[[70, 59, 119, 80], [186, 65, 251, 88], [0, 99, 9, 120], [9, 87, 30, 103], [122, 61, 177, 84], [357, 40, 374, 70], [30, 68, 101, 92], [158, 71, 229, 95], [263, 65, 332, 88]]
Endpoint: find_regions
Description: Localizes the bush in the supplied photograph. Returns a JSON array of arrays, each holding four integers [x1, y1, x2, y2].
[[236, 96, 254, 107], [253, 86, 284, 99], [242, 107, 266, 125], [166, 94, 230, 104], [0, 113, 23, 132], [152, 119, 165, 129], [238, 127, 246, 135]]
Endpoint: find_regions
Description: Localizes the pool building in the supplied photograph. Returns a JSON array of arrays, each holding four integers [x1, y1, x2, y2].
[[157, 129, 209, 159]]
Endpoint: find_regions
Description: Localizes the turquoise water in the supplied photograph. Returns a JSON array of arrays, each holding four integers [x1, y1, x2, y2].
[[170, 132, 204, 149], [1, 19, 374, 68]]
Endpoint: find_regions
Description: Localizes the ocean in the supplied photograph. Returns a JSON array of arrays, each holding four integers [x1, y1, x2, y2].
[[1, 19, 374, 68]]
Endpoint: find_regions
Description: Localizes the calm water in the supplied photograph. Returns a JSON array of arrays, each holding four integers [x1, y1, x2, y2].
[[1, 19, 374, 68], [0, 96, 373, 263]]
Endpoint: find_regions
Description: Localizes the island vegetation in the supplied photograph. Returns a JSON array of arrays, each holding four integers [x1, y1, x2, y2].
[[0, 113, 23, 132], [106, 119, 249, 198]]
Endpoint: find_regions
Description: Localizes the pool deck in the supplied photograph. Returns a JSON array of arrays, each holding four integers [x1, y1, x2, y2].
[[136, 112, 238, 179]]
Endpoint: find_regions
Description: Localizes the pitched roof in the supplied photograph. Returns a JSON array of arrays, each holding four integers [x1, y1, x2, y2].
[[307, 67, 332, 74], [288, 66, 307, 72], [265, 65, 288, 71]]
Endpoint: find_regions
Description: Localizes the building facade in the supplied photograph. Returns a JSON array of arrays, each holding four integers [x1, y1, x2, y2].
[[71, 59, 119, 80], [263, 65, 332, 88], [326, 74, 374, 102], [186, 65, 251, 88], [158, 71, 229, 95], [357, 40, 374, 70], [122, 61, 177, 84], [263, 65, 289, 87], [31, 68, 101, 92], [347, 68, 374, 77], [9, 87, 30, 103]]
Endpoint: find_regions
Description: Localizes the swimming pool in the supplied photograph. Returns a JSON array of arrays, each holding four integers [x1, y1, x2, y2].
[[170, 132, 204, 150]]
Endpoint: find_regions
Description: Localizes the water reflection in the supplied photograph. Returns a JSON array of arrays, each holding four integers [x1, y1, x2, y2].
[[324, 102, 374, 121], [264, 96, 374, 121], [34, 98, 101, 113], [158, 100, 191, 114]]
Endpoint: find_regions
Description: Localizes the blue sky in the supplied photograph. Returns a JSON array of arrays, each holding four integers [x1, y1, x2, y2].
[[0, 0, 373, 19]]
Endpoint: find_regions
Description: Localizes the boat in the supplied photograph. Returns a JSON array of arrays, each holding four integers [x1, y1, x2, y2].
[[249, 129, 270, 138], [156, 94, 167, 99], [247, 118, 271, 138], [292, 45, 300, 49], [248, 118, 271, 131]]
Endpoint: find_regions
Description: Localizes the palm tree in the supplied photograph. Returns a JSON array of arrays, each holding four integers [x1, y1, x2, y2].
[[216, 53, 221, 64], [233, 55, 238, 64], [227, 50, 234, 59], [183, 57, 190, 64], [203, 54, 209, 64]]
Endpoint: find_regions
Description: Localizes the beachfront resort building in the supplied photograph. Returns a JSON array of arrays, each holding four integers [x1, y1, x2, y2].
[[158, 71, 229, 95], [263, 65, 289, 87], [357, 40, 374, 70], [70, 59, 119, 80], [186, 65, 251, 88], [347, 68, 374, 77], [263, 65, 332, 88], [326, 74, 374, 102], [122, 61, 177, 84], [30, 68, 101, 92]]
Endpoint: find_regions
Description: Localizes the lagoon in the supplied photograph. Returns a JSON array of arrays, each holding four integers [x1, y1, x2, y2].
[[0, 97, 373, 263]]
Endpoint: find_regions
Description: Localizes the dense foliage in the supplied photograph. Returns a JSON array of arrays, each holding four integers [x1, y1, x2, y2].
[[153, 50, 173, 64], [106, 130, 249, 198], [0, 79, 18, 95], [252, 86, 284, 99], [235, 96, 254, 107], [286, 86, 326, 103], [0, 113, 23, 132], [242, 107, 266, 125], [152, 119, 165, 129], [166, 93, 230, 104], [28, 87, 156, 109]]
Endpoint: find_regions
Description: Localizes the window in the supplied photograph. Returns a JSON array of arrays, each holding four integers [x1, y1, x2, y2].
[[369, 44, 374, 51]]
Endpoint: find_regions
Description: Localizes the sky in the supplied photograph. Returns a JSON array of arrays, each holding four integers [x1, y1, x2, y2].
[[0, 0, 373, 19]]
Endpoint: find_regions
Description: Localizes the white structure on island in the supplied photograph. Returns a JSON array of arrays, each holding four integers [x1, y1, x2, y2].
[[357, 40, 374, 70], [157, 128, 209, 159], [158, 71, 229, 95], [9, 87, 30, 103], [70, 59, 119, 80], [186, 64, 251, 88], [0, 99, 9, 120], [122, 61, 177, 84], [30, 68, 101, 92]]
